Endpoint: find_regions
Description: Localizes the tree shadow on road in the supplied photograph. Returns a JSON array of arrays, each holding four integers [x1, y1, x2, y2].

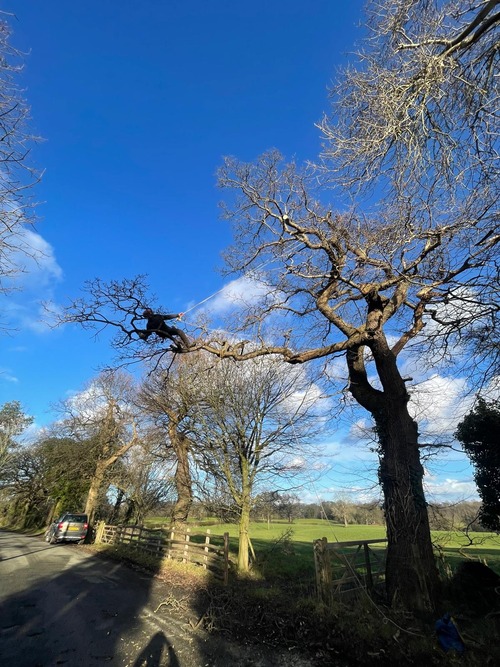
[[0, 531, 184, 666], [0, 530, 316, 666]]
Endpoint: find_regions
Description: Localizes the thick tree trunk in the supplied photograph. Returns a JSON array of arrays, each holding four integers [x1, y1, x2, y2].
[[375, 402, 439, 610], [347, 332, 440, 611], [169, 426, 193, 526]]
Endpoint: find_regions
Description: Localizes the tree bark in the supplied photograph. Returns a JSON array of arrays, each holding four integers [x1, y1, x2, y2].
[[169, 426, 193, 527], [376, 399, 439, 610], [238, 499, 251, 572], [109, 488, 125, 524], [347, 333, 440, 610], [84, 463, 106, 525]]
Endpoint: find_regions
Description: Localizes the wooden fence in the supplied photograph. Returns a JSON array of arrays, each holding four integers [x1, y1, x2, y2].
[[314, 537, 387, 603], [95, 523, 230, 584]]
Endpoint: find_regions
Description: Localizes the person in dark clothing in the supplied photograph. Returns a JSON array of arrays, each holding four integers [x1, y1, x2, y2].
[[139, 308, 191, 350]]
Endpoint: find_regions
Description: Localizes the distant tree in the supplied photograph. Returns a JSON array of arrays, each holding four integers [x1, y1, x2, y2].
[[276, 492, 301, 523], [253, 490, 280, 526], [302, 503, 324, 520], [0, 401, 33, 478], [38, 436, 94, 522], [455, 397, 500, 532], [1, 442, 45, 528], [352, 503, 385, 526], [191, 355, 321, 572], [138, 356, 201, 527], [57, 371, 142, 524], [116, 443, 176, 525], [1, 435, 94, 529], [330, 496, 354, 527]]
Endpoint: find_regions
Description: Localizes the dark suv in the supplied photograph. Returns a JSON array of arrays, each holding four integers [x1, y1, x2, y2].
[[45, 513, 89, 544]]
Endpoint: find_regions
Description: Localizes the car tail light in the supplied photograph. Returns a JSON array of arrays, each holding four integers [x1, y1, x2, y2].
[[83, 523, 88, 530], [57, 522, 64, 529]]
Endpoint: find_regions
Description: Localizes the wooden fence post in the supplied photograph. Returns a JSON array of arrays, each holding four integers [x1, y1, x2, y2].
[[203, 529, 210, 570], [167, 529, 174, 559], [183, 528, 191, 563], [135, 525, 143, 550], [223, 532, 229, 586], [314, 537, 332, 603], [156, 530, 163, 557], [363, 542, 374, 591]]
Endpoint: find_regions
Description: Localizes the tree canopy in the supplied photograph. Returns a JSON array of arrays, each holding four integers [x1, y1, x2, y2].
[[455, 397, 500, 531]]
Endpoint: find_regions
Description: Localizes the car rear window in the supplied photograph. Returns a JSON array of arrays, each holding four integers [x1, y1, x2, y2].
[[63, 514, 88, 523]]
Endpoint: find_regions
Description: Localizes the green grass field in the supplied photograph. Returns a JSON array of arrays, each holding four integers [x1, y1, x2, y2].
[[144, 516, 500, 579]]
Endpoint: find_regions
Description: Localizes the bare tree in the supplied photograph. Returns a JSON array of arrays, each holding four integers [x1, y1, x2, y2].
[[56, 276, 202, 369], [0, 16, 42, 303], [113, 444, 176, 525], [204, 2, 497, 610], [57, 371, 142, 524], [138, 356, 202, 527], [189, 354, 322, 572]]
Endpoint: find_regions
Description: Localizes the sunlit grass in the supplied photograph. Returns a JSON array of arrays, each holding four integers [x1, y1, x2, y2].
[[143, 517, 500, 575]]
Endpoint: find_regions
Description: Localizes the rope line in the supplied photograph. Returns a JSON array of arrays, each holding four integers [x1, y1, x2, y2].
[[181, 240, 304, 317]]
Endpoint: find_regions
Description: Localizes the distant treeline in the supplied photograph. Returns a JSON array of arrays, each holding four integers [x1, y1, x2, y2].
[[145, 496, 487, 532]]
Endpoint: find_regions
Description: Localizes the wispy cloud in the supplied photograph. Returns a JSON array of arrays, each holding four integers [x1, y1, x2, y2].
[[3, 228, 63, 334], [199, 274, 270, 316], [424, 474, 478, 502], [0, 368, 19, 384]]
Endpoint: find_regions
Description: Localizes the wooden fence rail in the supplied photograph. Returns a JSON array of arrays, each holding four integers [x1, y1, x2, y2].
[[95, 522, 230, 584], [314, 537, 387, 603]]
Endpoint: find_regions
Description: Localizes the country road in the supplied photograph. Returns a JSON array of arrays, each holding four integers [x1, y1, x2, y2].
[[0, 530, 317, 667]]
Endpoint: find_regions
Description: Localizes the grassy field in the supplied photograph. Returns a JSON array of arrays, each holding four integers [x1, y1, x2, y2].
[[144, 516, 500, 579]]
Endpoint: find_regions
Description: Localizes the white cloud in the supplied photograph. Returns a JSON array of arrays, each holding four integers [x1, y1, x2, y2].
[[0, 368, 19, 384], [201, 275, 269, 315], [6, 227, 62, 289], [2, 228, 63, 334], [408, 374, 473, 435], [424, 475, 478, 502]]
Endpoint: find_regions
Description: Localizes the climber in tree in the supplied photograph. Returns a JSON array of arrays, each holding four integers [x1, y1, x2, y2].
[[138, 308, 191, 351]]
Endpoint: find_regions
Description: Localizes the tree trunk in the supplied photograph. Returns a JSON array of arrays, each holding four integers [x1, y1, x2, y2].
[[84, 463, 106, 525], [169, 427, 193, 526], [109, 488, 125, 524], [238, 500, 251, 572], [347, 334, 440, 611], [375, 401, 439, 610]]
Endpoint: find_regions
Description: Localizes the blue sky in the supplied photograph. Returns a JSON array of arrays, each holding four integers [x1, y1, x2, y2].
[[1, 1, 478, 503]]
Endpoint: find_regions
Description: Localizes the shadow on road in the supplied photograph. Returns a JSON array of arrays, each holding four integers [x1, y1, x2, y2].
[[0, 530, 312, 666], [133, 631, 180, 667], [0, 531, 183, 666]]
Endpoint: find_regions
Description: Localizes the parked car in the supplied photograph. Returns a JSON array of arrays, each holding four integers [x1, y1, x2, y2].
[[45, 513, 89, 544]]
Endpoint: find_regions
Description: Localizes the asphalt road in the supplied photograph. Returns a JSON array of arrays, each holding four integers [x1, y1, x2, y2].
[[0, 530, 316, 667]]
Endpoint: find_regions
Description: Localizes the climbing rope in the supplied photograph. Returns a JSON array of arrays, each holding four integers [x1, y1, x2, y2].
[[180, 240, 304, 318]]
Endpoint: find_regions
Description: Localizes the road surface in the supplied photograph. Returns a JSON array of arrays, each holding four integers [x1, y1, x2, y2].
[[0, 530, 316, 666]]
